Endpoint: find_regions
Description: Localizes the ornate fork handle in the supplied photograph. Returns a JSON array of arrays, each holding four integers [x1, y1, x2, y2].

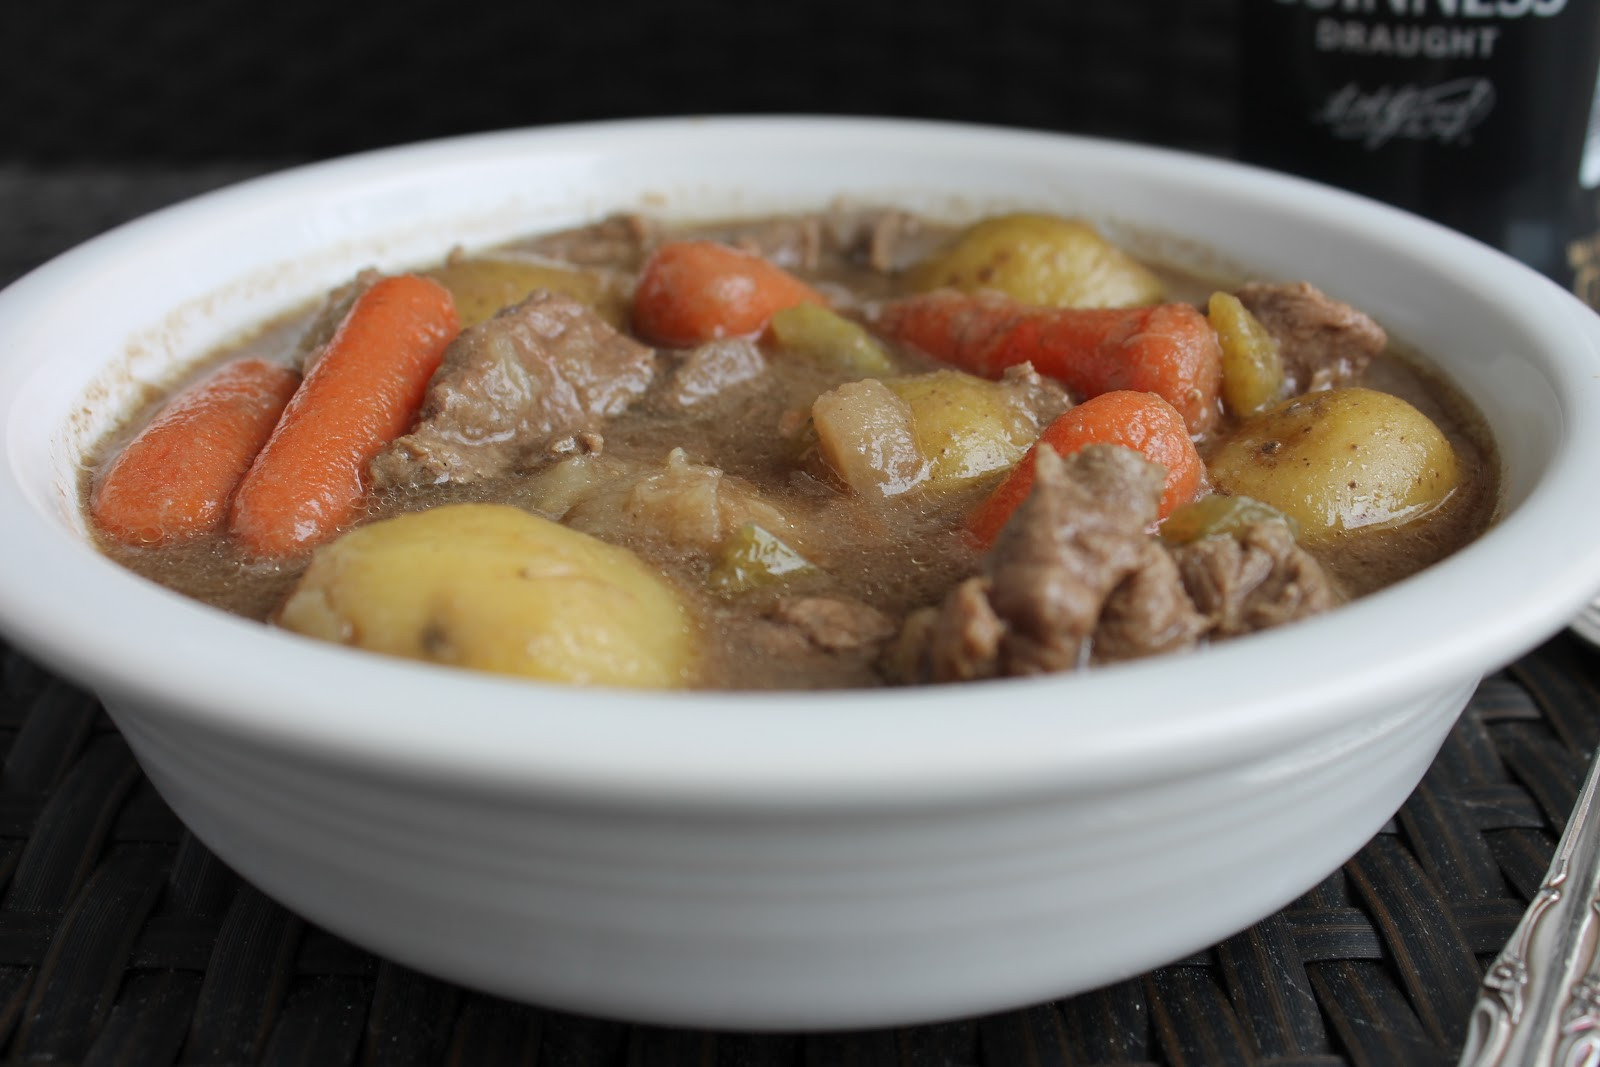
[[1459, 747, 1600, 1066]]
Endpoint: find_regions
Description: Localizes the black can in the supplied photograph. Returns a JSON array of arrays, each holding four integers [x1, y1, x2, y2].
[[1237, 0, 1600, 305]]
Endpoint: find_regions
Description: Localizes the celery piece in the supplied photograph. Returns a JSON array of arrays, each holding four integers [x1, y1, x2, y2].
[[769, 304, 895, 376], [1159, 494, 1300, 545], [707, 523, 815, 594]]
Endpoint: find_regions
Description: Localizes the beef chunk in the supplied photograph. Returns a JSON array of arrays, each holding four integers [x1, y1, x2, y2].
[[769, 596, 897, 652], [835, 209, 932, 274], [1000, 362, 1073, 428], [921, 580, 1007, 682], [923, 446, 1204, 681], [732, 596, 898, 689], [1095, 540, 1210, 663], [652, 338, 770, 411], [1235, 281, 1387, 393], [520, 213, 659, 271], [893, 447, 1342, 683], [370, 291, 655, 488], [722, 216, 825, 272], [1174, 521, 1340, 636], [700, 208, 945, 278]]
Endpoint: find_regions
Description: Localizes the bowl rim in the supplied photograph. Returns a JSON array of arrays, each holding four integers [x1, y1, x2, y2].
[[4, 114, 1600, 807]]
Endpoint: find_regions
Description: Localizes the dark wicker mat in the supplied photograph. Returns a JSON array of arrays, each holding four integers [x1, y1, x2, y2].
[[0, 634, 1592, 1065]]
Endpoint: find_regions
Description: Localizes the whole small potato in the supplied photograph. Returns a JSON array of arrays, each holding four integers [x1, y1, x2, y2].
[[905, 213, 1166, 308], [1207, 387, 1460, 543], [277, 503, 698, 688]]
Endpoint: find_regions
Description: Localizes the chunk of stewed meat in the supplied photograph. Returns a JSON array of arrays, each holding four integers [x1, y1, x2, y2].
[[769, 596, 897, 653], [999, 361, 1073, 427], [519, 213, 660, 271], [1173, 520, 1340, 637], [651, 338, 770, 411], [689, 208, 948, 287], [1234, 281, 1387, 394], [831, 208, 936, 274], [727, 595, 898, 689], [370, 291, 656, 488], [721, 216, 825, 272], [1094, 540, 1210, 663], [923, 446, 1204, 680]]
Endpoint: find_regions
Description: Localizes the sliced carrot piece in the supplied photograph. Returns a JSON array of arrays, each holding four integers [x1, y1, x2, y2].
[[967, 390, 1203, 547], [90, 358, 301, 546], [632, 240, 825, 347], [874, 290, 1223, 434], [228, 274, 459, 558]]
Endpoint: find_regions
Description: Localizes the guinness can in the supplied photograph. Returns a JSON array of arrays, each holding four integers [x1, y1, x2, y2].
[[1237, 0, 1600, 307]]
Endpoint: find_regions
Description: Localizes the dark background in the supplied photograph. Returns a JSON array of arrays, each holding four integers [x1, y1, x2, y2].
[[0, 0, 1241, 166]]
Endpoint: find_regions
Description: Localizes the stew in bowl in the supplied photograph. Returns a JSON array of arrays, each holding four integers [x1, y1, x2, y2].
[[84, 204, 1497, 691]]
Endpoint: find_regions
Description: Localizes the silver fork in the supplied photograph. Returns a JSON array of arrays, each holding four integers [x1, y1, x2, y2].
[[1458, 746, 1600, 1066]]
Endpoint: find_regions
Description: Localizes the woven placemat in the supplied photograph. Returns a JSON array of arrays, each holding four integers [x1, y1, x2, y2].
[[0, 634, 1590, 1065]]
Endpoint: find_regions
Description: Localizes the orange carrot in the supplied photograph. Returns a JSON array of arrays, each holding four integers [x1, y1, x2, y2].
[[967, 390, 1203, 547], [228, 274, 459, 558], [632, 240, 826, 347], [90, 359, 302, 547], [874, 290, 1223, 434]]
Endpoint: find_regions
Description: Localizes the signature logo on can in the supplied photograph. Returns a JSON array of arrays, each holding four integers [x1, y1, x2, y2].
[[1314, 78, 1497, 148]]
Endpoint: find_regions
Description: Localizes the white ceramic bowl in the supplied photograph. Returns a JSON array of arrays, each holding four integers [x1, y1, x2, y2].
[[2, 117, 1599, 1030], [1571, 598, 1600, 648]]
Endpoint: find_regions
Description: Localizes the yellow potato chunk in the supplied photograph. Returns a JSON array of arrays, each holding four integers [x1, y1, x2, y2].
[[1207, 388, 1461, 543], [427, 255, 627, 328], [277, 503, 698, 688], [1208, 291, 1285, 416], [905, 213, 1166, 308], [811, 379, 929, 497], [885, 370, 1043, 494]]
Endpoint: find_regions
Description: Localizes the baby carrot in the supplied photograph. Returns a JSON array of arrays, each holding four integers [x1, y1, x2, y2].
[[874, 290, 1223, 434], [90, 358, 302, 546], [229, 273, 459, 558], [967, 390, 1203, 546], [632, 240, 826, 347]]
